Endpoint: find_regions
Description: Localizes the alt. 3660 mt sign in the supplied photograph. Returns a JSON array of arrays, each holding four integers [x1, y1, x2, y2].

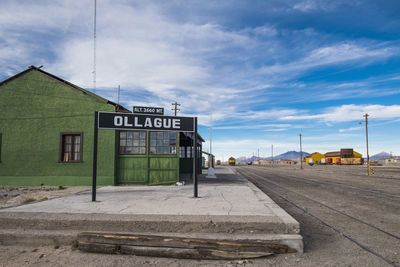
[[133, 106, 164, 115], [98, 112, 194, 132]]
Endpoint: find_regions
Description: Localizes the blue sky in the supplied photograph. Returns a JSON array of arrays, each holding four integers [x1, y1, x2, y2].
[[1, 0, 400, 160]]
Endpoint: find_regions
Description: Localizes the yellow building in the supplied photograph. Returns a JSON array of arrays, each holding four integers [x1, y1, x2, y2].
[[353, 151, 362, 158], [305, 152, 325, 164], [325, 151, 341, 164], [325, 149, 363, 164]]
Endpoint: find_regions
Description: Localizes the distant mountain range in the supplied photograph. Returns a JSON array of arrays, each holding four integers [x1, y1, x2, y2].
[[235, 151, 396, 163], [370, 152, 396, 160], [236, 151, 310, 163]]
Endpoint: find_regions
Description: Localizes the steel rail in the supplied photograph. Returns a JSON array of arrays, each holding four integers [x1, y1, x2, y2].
[[240, 168, 400, 240], [237, 168, 399, 267], [250, 166, 400, 201]]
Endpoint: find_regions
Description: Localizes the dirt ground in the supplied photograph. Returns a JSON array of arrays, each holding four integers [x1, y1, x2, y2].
[[0, 186, 90, 209], [0, 165, 399, 266], [237, 165, 400, 267]]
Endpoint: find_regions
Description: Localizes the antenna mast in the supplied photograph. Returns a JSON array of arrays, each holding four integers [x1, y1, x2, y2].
[[93, 0, 97, 93], [117, 85, 120, 105]]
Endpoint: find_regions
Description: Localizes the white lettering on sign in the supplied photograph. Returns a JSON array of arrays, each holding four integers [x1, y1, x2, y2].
[[133, 107, 164, 114], [172, 119, 180, 129], [154, 118, 162, 128], [144, 118, 152, 127], [134, 117, 143, 127], [124, 116, 132, 127], [163, 118, 171, 128], [114, 116, 123, 126], [108, 114, 185, 130]]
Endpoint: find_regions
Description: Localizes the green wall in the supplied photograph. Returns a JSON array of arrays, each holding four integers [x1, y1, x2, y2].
[[0, 70, 117, 186]]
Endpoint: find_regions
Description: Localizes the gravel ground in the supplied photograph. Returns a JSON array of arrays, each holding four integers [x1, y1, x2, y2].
[[237, 165, 400, 267], [0, 186, 90, 209], [0, 165, 399, 266]]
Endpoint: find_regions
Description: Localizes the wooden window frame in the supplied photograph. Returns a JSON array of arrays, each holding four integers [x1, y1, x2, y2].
[[59, 132, 83, 163], [119, 131, 147, 155], [149, 131, 177, 155]]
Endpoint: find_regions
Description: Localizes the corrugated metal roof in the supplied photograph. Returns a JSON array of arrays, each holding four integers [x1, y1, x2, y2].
[[325, 151, 341, 157]]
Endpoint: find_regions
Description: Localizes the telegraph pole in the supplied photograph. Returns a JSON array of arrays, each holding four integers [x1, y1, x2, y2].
[[171, 102, 181, 116], [271, 144, 274, 168], [299, 134, 303, 169], [364, 113, 370, 176], [206, 103, 216, 178]]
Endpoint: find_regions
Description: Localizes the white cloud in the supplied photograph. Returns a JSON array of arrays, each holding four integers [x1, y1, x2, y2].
[[260, 42, 396, 79], [338, 126, 362, 133], [2, 0, 400, 159], [281, 104, 400, 123], [214, 124, 292, 130]]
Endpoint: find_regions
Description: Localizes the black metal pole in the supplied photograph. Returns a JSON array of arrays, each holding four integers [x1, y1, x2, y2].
[[92, 111, 98, 201], [194, 117, 198, 198]]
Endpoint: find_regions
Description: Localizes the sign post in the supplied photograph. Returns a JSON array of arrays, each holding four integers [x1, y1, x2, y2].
[[194, 117, 198, 197], [92, 111, 98, 201], [92, 111, 198, 201]]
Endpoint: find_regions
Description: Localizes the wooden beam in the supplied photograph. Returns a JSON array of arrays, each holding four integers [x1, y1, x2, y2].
[[77, 232, 295, 259]]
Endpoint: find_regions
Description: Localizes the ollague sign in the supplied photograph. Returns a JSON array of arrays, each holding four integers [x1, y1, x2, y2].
[[97, 112, 194, 132]]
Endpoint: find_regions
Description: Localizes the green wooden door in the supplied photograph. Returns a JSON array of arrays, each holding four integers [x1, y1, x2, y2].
[[118, 156, 149, 184], [117, 131, 179, 185]]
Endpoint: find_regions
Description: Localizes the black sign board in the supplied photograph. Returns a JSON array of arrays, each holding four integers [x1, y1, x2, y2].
[[98, 112, 194, 132], [133, 106, 164, 115], [92, 111, 198, 202]]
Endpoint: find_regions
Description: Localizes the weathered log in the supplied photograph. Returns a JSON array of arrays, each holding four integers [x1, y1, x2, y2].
[[77, 232, 295, 259], [78, 241, 273, 260]]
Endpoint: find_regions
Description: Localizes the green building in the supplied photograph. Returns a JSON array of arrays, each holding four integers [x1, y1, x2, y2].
[[0, 66, 202, 186]]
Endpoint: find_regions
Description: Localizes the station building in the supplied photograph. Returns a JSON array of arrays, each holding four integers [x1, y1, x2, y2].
[[0, 66, 202, 186], [325, 149, 362, 165]]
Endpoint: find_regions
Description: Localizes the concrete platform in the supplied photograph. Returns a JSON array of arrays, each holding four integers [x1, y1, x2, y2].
[[0, 167, 303, 257]]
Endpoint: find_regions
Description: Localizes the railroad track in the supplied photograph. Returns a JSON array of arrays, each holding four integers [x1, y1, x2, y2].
[[237, 167, 400, 267], [251, 166, 400, 204]]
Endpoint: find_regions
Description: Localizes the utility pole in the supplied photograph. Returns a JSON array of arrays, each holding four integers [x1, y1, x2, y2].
[[206, 103, 216, 178], [171, 102, 181, 116], [299, 134, 303, 169], [257, 148, 259, 159], [271, 144, 274, 168], [364, 113, 370, 176]]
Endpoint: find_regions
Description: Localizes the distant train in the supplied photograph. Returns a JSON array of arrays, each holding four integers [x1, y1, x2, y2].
[[228, 157, 236, 166]]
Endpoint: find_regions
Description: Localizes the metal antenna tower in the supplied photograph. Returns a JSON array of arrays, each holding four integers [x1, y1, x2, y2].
[[117, 85, 120, 105], [93, 0, 97, 93]]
